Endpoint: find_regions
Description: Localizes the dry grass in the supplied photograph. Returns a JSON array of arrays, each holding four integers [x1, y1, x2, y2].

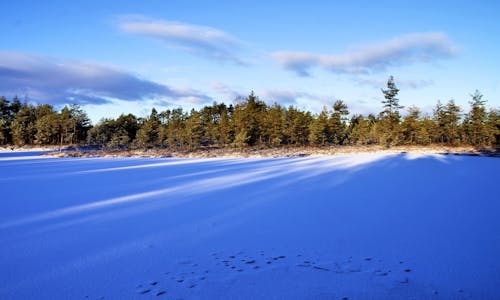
[[40, 144, 499, 159]]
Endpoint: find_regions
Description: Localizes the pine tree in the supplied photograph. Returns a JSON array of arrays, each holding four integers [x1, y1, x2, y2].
[[381, 76, 403, 122], [485, 109, 500, 146], [0, 96, 11, 144], [464, 90, 488, 146], [245, 91, 266, 146], [329, 100, 349, 144], [34, 105, 59, 145], [380, 76, 403, 146], [284, 107, 311, 146], [115, 114, 140, 143], [309, 108, 330, 146], [348, 115, 373, 145], [10, 96, 22, 116], [262, 103, 284, 147], [135, 108, 161, 149], [434, 100, 462, 145], [164, 108, 186, 149], [87, 118, 115, 147], [401, 106, 423, 145], [185, 109, 204, 150], [67, 104, 91, 144], [231, 92, 266, 147], [0, 96, 22, 144], [216, 103, 232, 146], [10, 102, 36, 146], [232, 129, 249, 149]]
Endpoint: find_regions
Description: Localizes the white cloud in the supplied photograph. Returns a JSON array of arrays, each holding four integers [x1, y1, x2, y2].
[[0, 51, 211, 105], [355, 77, 434, 89], [272, 32, 458, 76], [211, 82, 246, 102], [116, 15, 246, 64], [260, 90, 324, 107], [210, 82, 336, 111]]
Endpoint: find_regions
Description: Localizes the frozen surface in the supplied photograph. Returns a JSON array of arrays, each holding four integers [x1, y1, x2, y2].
[[0, 152, 499, 299]]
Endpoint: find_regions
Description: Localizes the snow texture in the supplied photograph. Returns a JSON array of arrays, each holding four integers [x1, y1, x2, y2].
[[0, 151, 499, 299]]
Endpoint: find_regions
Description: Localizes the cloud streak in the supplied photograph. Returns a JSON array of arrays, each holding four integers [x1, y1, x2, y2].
[[211, 82, 333, 109], [116, 16, 245, 64], [272, 32, 457, 76], [354, 77, 434, 89], [211, 82, 246, 102], [0, 51, 210, 105], [260, 90, 323, 107]]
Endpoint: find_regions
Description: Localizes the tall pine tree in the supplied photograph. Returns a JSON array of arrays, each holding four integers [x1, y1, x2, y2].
[[380, 76, 403, 146]]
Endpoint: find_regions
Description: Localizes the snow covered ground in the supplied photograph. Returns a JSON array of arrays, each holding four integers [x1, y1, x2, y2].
[[0, 152, 499, 299]]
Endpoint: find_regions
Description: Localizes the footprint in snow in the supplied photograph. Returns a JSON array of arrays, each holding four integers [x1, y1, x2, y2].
[[136, 251, 416, 299], [139, 289, 151, 294]]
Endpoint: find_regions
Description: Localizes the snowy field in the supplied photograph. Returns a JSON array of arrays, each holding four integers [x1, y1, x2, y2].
[[1, 152, 499, 300]]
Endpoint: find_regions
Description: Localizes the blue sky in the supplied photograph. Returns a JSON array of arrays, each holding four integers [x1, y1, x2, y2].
[[1, 0, 499, 123]]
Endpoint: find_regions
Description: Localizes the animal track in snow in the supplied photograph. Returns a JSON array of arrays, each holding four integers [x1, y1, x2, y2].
[[134, 250, 417, 298]]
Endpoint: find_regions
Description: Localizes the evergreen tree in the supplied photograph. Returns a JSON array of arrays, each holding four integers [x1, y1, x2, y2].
[[199, 105, 217, 146], [164, 108, 187, 149], [432, 101, 445, 143], [107, 127, 131, 150], [284, 107, 311, 146], [380, 76, 403, 146], [434, 100, 462, 145], [135, 108, 161, 148], [115, 114, 140, 143], [381, 76, 403, 122], [463, 90, 488, 146], [0, 96, 22, 144], [10, 102, 37, 146], [329, 100, 349, 144], [185, 109, 204, 150], [416, 116, 433, 145], [0, 96, 11, 144], [34, 105, 59, 145], [348, 115, 373, 145], [246, 91, 266, 145], [10, 96, 22, 116], [67, 104, 91, 144], [262, 103, 285, 147], [232, 129, 249, 149], [485, 109, 500, 146], [59, 107, 73, 145], [231, 92, 266, 147], [309, 108, 330, 146], [401, 106, 423, 144], [87, 118, 115, 147], [215, 103, 232, 146]]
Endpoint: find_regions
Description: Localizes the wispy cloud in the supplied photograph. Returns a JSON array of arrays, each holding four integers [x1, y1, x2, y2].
[[211, 82, 334, 110], [272, 32, 458, 76], [0, 51, 211, 105], [355, 77, 434, 89], [116, 15, 246, 64], [260, 90, 323, 107], [211, 82, 246, 102]]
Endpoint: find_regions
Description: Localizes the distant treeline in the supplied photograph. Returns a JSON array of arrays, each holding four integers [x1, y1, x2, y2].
[[1, 76, 499, 150]]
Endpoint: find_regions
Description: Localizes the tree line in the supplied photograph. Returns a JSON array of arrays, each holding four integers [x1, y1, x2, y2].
[[1, 76, 499, 150]]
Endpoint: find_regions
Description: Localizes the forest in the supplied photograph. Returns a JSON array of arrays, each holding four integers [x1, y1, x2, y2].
[[0, 77, 499, 150]]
